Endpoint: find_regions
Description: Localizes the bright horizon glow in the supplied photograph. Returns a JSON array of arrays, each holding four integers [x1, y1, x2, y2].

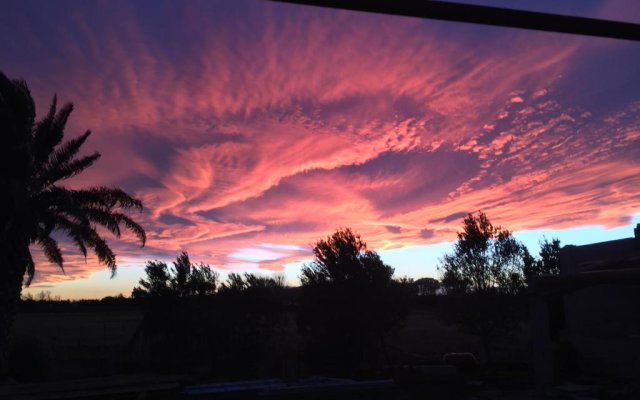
[[4, 0, 640, 299], [23, 215, 640, 300]]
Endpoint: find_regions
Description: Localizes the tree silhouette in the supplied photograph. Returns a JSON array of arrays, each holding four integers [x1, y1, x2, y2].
[[0, 72, 146, 377], [523, 237, 561, 280], [135, 264, 288, 377], [188, 261, 220, 296], [131, 252, 219, 298], [131, 261, 172, 298], [218, 272, 286, 293], [439, 211, 527, 295], [298, 228, 408, 377], [219, 272, 248, 292], [171, 252, 192, 297], [133, 253, 219, 373], [437, 211, 528, 363], [213, 272, 289, 378]]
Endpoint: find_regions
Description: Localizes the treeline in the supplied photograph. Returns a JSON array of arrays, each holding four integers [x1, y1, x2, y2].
[[136, 279, 295, 378], [128, 253, 299, 378], [435, 211, 561, 363], [127, 212, 559, 379], [126, 229, 413, 379], [16, 212, 560, 381]]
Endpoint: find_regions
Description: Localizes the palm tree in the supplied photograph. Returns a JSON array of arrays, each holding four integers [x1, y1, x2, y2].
[[0, 72, 146, 378]]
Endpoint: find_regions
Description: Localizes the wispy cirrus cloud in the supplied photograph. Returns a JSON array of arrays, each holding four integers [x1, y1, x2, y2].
[[2, 0, 639, 288]]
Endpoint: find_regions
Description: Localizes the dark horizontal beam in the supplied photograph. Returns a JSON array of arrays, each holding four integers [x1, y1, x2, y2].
[[272, 0, 640, 42]]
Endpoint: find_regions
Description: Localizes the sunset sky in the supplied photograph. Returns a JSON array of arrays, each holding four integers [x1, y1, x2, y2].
[[2, 0, 640, 299]]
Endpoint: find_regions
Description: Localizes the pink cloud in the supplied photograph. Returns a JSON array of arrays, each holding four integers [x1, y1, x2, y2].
[[4, 1, 639, 289]]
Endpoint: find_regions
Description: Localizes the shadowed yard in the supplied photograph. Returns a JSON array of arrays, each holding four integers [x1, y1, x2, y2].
[[11, 311, 143, 380]]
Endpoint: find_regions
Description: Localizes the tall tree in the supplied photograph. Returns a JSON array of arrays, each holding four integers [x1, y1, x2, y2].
[[131, 252, 219, 298], [298, 228, 409, 376], [439, 211, 527, 295], [438, 211, 528, 362], [523, 237, 561, 280], [170, 252, 192, 297], [131, 261, 172, 298], [188, 262, 219, 296], [0, 72, 146, 377]]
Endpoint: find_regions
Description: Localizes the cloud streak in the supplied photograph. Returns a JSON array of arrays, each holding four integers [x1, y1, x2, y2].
[[2, 0, 639, 286]]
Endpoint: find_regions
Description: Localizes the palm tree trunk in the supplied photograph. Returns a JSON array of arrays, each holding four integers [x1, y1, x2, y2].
[[0, 246, 27, 381]]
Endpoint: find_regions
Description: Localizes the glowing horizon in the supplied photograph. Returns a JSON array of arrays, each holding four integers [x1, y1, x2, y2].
[[3, 0, 640, 299]]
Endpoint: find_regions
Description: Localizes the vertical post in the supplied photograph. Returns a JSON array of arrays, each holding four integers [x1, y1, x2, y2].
[[529, 280, 554, 393]]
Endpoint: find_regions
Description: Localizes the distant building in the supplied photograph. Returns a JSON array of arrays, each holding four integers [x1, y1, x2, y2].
[[530, 225, 640, 391]]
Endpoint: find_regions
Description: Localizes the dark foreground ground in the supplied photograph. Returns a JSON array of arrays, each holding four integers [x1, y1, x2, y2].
[[3, 305, 537, 399], [5, 304, 636, 399], [9, 307, 522, 380]]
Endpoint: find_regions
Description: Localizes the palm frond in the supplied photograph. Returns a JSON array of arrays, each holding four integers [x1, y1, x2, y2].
[[64, 222, 118, 274], [73, 186, 143, 211], [33, 101, 73, 166], [39, 152, 101, 187], [52, 212, 119, 271], [54, 216, 88, 259], [36, 230, 64, 271], [33, 186, 91, 227], [84, 209, 146, 246], [24, 250, 36, 286], [113, 212, 146, 246], [35, 185, 72, 201], [44, 130, 92, 172], [92, 234, 117, 276], [36, 212, 57, 237], [84, 208, 122, 238], [32, 96, 58, 163], [52, 103, 73, 134]]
